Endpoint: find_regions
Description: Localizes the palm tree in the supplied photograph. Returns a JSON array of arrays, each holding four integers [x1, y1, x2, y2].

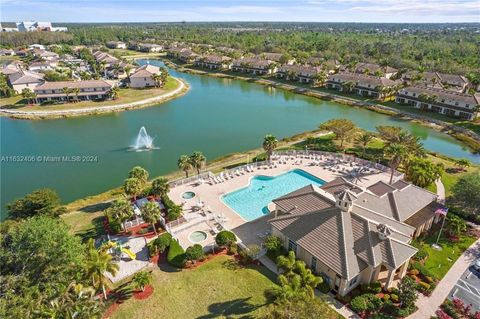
[[159, 67, 169, 86], [384, 143, 407, 184], [62, 87, 71, 103], [190, 151, 206, 175], [455, 159, 471, 171], [276, 250, 297, 277], [109, 86, 119, 100], [263, 134, 278, 161], [128, 166, 149, 184], [123, 177, 142, 200], [124, 65, 132, 78], [21, 88, 37, 104], [141, 201, 161, 235], [313, 71, 328, 87], [151, 177, 170, 198], [107, 199, 134, 230], [152, 73, 162, 87], [178, 155, 192, 178], [355, 132, 373, 157], [132, 271, 152, 292], [85, 239, 119, 300], [72, 87, 80, 102], [341, 80, 355, 93], [446, 215, 467, 237]]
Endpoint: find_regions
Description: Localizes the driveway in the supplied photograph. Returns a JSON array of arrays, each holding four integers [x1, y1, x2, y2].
[[448, 264, 480, 312]]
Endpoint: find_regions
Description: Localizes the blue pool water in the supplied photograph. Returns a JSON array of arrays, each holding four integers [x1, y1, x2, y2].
[[222, 169, 326, 221]]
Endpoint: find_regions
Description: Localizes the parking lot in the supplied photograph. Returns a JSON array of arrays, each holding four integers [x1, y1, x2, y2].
[[448, 265, 480, 312]]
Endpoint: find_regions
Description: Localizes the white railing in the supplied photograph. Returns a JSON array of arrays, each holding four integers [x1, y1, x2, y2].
[[272, 150, 403, 178], [168, 150, 403, 188], [124, 217, 145, 229], [168, 171, 214, 188]]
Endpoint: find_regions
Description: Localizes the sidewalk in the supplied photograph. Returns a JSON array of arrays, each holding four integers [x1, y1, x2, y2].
[[258, 256, 359, 319], [407, 238, 480, 319]]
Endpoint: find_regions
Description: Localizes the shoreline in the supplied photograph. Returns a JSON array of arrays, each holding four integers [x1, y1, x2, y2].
[[161, 59, 480, 153], [0, 77, 189, 120]]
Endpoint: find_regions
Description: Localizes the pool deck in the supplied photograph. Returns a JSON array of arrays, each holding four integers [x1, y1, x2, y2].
[[168, 154, 395, 248]]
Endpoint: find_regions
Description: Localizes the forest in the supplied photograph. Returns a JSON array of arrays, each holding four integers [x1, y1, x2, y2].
[[1, 22, 479, 75]]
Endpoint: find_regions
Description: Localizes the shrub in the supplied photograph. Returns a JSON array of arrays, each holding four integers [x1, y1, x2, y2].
[[410, 269, 420, 276], [425, 276, 434, 283], [397, 306, 416, 317], [317, 279, 331, 293], [350, 295, 369, 313], [350, 294, 382, 314], [418, 281, 431, 293], [264, 235, 283, 252], [390, 294, 399, 303], [369, 281, 382, 293], [382, 294, 390, 301], [414, 249, 429, 262], [167, 239, 186, 268], [227, 243, 238, 255], [109, 220, 122, 234], [215, 230, 236, 247], [412, 261, 438, 280], [185, 244, 204, 263], [410, 274, 418, 281], [137, 227, 149, 235], [147, 233, 172, 256], [239, 244, 260, 264]]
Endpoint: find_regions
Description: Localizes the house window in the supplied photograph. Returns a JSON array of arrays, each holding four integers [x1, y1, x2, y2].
[[288, 239, 297, 254], [311, 256, 317, 271], [349, 275, 359, 288], [412, 93, 416, 97]]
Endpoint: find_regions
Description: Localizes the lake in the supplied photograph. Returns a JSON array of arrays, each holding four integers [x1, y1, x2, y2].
[[1, 59, 478, 219]]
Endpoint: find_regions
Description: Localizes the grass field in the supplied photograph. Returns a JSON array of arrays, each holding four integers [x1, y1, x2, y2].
[[0, 77, 179, 110], [413, 232, 477, 279], [110, 255, 340, 319]]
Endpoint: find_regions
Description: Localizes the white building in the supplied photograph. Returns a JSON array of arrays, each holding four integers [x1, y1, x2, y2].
[[129, 64, 162, 88], [16, 21, 67, 32]]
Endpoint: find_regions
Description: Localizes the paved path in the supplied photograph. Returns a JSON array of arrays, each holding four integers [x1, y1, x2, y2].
[[435, 178, 446, 204], [0, 78, 186, 117], [407, 238, 480, 319], [258, 255, 359, 319]]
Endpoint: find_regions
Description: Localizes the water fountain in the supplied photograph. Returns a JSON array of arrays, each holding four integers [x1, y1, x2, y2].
[[132, 126, 154, 150]]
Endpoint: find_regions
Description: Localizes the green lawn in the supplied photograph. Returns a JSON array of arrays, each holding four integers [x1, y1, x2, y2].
[[110, 255, 336, 319], [0, 77, 180, 110], [412, 232, 477, 279]]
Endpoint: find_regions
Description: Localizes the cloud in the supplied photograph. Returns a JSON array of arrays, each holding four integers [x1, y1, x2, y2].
[[202, 5, 282, 14]]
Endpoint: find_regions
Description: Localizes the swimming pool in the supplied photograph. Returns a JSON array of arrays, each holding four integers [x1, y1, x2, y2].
[[221, 169, 325, 221]]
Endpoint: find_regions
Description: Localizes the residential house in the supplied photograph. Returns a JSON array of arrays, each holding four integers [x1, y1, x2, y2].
[[29, 44, 45, 50], [138, 43, 163, 53], [93, 51, 120, 68], [194, 55, 232, 70], [306, 57, 341, 74], [28, 60, 57, 72], [231, 57, 277, 75], [178, 50, 199, 63], [0, 49, 15, 56], [106, 41, 127, 49], [396, 86, 480, 120], [354, 62, 398, 79], [261, 52, 295, 65], [129, 64, 162, 88], [277, 64, 324, 84], [269, 177, 442, 296], [326, 72, 399, 100], [6, 70, 44, 93], [34, 50, 59, 61], [34, 80, 113, 103], [402, 71, 470, 93]]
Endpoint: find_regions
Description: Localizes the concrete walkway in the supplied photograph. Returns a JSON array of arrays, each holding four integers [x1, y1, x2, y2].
[[407, 238, 480, 319], [258, 255, 359, 319], [435, 178, 446, 204], [0, 78, 187, 117]]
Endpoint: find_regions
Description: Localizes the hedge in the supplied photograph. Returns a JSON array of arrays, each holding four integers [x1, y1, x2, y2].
[[147, 232, 172, 256], [167, 239, 186, 268]]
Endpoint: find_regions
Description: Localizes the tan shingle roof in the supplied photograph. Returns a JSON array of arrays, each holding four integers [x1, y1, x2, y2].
[[34, 80, 111, 90]]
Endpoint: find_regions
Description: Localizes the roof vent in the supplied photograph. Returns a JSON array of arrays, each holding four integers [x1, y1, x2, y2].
[[377, 224, 392, 241], [335, 189, 357, 212]]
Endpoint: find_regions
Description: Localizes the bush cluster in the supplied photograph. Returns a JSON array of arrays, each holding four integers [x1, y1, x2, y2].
[[147, 233, 172, 257], [215, 230, 236, 247], [167, 239, 186, 268], [350, 294, 383, 313]]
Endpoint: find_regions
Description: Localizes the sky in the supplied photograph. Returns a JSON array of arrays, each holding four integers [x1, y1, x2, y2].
[[1, 0, 479, 23]]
